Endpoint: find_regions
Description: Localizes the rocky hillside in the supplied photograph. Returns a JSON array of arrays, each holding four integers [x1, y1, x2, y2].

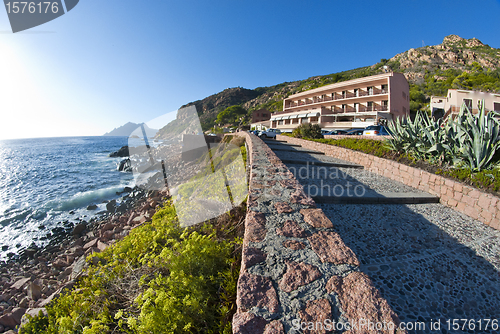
[[164, 35, 500, 132], [386, 35, 500, 85]]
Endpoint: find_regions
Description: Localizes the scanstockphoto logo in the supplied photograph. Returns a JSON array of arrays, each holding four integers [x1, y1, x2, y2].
[[3, 0, 79, 33], [125, 106, 248, 228]]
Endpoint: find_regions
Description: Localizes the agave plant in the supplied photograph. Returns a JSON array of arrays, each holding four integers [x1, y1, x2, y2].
[[449, 100, 500, 171], [386, 99, 500, 171]]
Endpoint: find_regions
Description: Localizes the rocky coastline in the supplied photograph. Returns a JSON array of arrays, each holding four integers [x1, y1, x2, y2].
[[0, 137, 219, 333], [0, 183, 171, 333]]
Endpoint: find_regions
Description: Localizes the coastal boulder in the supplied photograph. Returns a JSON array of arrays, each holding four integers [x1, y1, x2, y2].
[[109, 146, 129, 158]]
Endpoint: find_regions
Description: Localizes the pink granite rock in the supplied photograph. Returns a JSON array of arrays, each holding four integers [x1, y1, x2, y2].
[[300, 209, 333, 228], [298, 299, 332, 334], [308, 231, 360, 266], [283, 240, 307, 250], [274, 202, 294, 214], [279, 261, 322, 293], [277, 220, 308, 238], [264, 320, 285, 334], [241, 247, 267, 271], [245, 211, 267, 243], [290, 190, 315, 206], [232, 312, 268, 334], [326, 272, 405, 334], [237, 272, 279, 313]]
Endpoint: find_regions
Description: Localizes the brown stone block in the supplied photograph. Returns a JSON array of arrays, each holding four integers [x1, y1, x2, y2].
[[274, 202, 294, 214], [241, 247, 267, 271], [300, 209, 333, 228], [264, 320, 284, 334], [277, 220, 308, 238], [245, 211, 267, 243], [279, 261, 322, 293], [237, 273, 279, 313], [327, 272, 405, 334], [477, 194, 491, 210], [283, 240, 307, 250], [232, 312, 268, 334], [298, 299, 332, 334], [308, 231, 359, 266]]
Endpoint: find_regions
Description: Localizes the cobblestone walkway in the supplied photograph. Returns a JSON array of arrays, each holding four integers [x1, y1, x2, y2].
[[269, 139, 500, 334]]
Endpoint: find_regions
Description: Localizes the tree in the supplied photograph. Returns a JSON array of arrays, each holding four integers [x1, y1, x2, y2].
[[216, 105, 247, 125]]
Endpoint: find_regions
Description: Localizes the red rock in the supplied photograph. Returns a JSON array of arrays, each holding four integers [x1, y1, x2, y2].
[[97, 240, 108, 252], [277, 220, 308, 238], [245, 211, 267, 243], [52, 258, 68, 269], [241, 247, 267, 271], [264, 320, 284, 334], [11, 277, 30, 290], [101, 222, 114, 232], [232, 312, 268, 334], [102, 230, 114, 240], [237, 272, 279, 313], [27, 280, 42, 301], [283, 240, 306, 250], [119, 216, 128, 224], [326, 272, 404, 334], [274, 202, 294, 214], [83, 238, 98, 251], [300, 209, 333, 228], [308, 231, 360, 266], [290, 190, 316, 206], [298, 299, 332, 334], [279, 261, 321, 293], [0, 307, 26, 328]]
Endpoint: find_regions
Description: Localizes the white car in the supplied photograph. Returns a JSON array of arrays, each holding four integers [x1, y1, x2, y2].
[[258, 128, 281, 139]]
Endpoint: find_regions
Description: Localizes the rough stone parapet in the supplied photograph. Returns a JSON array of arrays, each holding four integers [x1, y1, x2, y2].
[[278, 135, 500, 231], [233, 132, 405, 333]]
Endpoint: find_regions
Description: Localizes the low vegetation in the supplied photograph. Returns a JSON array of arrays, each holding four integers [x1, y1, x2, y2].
[[21, 136, 249, 334], [291, 123, 323, 139], [21, 201, 245, 334]]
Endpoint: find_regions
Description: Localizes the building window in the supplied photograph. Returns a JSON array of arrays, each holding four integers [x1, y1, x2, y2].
[[495, 102, 500, 112], [382, 100, 388, 110], [367, 87, 374, 95], [278, 120, 283, 125], [463, 98, 472, 110], [354, 103, 359, 112], [381, 84, 388, 93], [354, 89, 359, 97], [342, 104, 347, 112], [367, 101, 374, 111], [262, 113, 267, 117], [342, 91, 346, 99]]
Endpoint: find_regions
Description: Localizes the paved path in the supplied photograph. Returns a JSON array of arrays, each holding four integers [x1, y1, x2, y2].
[[267, 139, 500, 334]]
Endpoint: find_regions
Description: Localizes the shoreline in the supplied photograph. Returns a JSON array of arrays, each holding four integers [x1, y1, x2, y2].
[[0, 184, 170, 332]]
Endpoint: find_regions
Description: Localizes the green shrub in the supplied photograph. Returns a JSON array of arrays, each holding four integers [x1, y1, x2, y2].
[[310, 138, 392, 157], [20, 202, 243, 334], [292, 123, 323, 139]]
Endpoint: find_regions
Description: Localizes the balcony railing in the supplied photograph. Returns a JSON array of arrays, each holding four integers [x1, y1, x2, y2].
[[283, 89, 389, 111]]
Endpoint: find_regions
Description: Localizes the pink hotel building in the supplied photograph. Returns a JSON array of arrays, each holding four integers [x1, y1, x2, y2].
[[270, 72, 410, 131]]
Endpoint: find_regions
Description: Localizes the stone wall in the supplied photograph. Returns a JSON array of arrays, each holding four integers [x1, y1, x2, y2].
[[277, 135, 500, 231], [232, 132, 405, 334]]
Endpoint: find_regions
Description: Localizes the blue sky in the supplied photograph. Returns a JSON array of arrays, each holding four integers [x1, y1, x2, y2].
[[1, 0, 500, 139]]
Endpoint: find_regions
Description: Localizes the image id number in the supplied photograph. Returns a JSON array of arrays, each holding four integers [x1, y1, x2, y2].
[[5, 2, 59, 14]]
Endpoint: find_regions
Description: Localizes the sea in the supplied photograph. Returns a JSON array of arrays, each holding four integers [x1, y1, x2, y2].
[[0, 136, 140, 262]]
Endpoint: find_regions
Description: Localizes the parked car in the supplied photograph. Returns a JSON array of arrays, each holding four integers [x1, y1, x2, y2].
[[345, 129, 365, 135], [324, 129, 348, 135], [258, 128, 281, 138], [363, 125, 391, 136]]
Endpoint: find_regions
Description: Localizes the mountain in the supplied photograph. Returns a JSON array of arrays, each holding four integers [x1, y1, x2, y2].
[[159, 34, 500, 134], [104, 122, 158, 137]]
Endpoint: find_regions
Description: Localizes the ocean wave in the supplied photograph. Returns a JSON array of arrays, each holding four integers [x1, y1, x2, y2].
[[44, 184, 131, 212]]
